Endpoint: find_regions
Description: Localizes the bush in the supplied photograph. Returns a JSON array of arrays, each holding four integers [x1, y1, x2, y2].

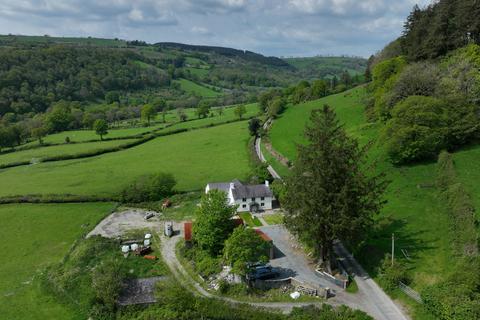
[[422, 258, 480, 320], [195, 251, 222, 277], [377, 254, 410, 292], [120, 172, 176, 203]]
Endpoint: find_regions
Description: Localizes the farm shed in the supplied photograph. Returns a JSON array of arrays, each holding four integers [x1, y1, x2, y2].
[[184, 221, 192, 242]]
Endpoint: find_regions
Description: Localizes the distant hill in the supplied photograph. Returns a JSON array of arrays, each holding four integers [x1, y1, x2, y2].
[[283, 56, 367, 80], [155, 42, 290, 67], [0, 34, 368, 119]]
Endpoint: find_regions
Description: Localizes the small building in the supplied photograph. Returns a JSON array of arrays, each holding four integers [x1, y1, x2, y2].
[[184, 221, 192, 242], [254, 229, 274, 259], [205, 179, 273, 213]]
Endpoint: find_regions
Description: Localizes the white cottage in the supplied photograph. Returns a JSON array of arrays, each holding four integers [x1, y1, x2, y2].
[[205, 179, 273, 212]]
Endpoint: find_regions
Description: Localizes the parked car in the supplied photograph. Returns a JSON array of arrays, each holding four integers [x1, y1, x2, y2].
[[246, 264, 279, 281]]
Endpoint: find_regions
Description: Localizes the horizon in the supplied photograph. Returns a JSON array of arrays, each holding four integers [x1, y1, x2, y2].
[[0, 0, 431, 58]]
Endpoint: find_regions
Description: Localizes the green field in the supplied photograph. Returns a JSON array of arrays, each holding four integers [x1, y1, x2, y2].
[[0, 121, 252, 197], [453, 145, 480, 217], [269, 86, 367, 160], [0, 34, 126, 47], [174, 78, 222, 97], [268, 86, 456, 301], [162, 103, 259, 132], [23, 125, 162, 146], [0, 139, 138, 166], [0, 203, 114, 320]]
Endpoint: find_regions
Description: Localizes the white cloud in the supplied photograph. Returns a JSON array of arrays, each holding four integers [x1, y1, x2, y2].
[[0, 0, 429, 57]]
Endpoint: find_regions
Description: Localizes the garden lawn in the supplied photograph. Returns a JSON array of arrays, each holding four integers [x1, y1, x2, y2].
[[0, 121, 252, 197], [173, 78, 222, 97], [268, 85, 456, 317], [262, 213, 284, 225], [239, 212, 263, 227], [0, 139, 138, 166], [0, 202, 114, 320]]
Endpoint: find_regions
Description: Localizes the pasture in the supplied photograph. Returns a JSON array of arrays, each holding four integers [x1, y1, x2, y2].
[[0, 121, 252, 198], [0, 139, 138, 166], [0, 202, 114, 320], [173, 78, 222, 97]]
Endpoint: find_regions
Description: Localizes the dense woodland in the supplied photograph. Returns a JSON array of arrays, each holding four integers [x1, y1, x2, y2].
[[365, 0, 480, 165]]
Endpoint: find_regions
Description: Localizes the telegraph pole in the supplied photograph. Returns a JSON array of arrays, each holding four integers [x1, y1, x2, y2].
[[391, 233, 395, 266]]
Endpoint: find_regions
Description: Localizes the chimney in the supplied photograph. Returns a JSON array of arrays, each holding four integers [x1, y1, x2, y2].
[[230, 182, 235, 190], [265, 180, 269, 187]]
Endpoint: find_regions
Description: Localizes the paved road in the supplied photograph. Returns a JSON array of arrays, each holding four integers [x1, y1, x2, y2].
[[260, 225, 409, 320], [255, 136, 281, 180]]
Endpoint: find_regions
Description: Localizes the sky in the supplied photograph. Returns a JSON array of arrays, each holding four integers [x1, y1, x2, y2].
[[0, 0, 432, 58]]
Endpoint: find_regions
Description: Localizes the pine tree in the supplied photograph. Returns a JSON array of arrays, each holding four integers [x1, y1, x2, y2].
[[283, 105, 387, 271]]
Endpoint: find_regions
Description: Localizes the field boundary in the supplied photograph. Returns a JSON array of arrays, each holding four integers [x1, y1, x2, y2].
[[0, 117, 254, 170]]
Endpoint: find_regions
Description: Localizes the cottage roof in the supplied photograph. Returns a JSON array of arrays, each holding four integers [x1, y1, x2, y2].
[[231, 183, 272, 199], [207, 179, 273, 200]]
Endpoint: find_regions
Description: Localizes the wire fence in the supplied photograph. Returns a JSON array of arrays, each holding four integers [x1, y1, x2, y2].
[[399, 281, 422, 303]]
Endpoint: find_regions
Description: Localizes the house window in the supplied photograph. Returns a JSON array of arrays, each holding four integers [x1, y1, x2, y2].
[[261, 197, 265, 201], [261, 203, 265, 207], [251, 197, 255, 202], [242, 204, 246, 208], [242, 198, 247, 202]]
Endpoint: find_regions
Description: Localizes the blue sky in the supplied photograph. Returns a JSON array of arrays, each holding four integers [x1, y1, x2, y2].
[[0, 0, 431, 57]]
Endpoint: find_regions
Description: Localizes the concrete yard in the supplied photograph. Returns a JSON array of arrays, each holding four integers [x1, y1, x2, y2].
[[87, 208, 162, 238]]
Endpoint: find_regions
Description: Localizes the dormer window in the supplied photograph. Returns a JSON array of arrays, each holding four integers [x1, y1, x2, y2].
[[242, 198, 246, 202]]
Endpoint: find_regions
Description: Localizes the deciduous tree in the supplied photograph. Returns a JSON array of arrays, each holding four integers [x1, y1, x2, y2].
[[93, 119, 108, 140], [193, 190, 236, 255]]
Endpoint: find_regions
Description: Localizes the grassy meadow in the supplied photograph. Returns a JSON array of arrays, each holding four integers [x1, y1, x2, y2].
[[173, 78, 222, 97], [267, 85, 459, 316], [0, 203, 114, 320], [0, 121, 252, 198], [0, 139, 138, 166]]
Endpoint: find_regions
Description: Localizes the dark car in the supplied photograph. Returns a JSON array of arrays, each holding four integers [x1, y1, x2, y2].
[[246, 264, 279, 281]]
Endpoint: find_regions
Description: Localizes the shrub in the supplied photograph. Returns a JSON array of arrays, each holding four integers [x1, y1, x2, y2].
[[377, 254, 410, 292], [120, 172, 176, 203], [195, 250, 222, 277]]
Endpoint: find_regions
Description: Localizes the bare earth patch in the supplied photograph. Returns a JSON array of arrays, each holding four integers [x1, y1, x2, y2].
[[87, 208, 162, 238]]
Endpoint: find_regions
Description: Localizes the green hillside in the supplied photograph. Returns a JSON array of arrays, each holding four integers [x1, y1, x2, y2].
[[284, 56, 367, 80], [267, 85, 480, 318]]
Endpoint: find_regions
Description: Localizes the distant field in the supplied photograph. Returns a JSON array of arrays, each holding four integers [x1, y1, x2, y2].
[[174, 78, 222, 97], [0, 34, 126, 47], [0, 202, 114, 320], [22, 124, 163, 147], [163, 103, 259, 132], [284, 56, 366, 77], [0, 121, 252, 197], [0, 139, 138, 166], [268, 86, 455, 297]]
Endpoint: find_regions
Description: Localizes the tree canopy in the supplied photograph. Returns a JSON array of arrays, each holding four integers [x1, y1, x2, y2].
[[193, 190, 237, 255], [283, 105, 386, 270]]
